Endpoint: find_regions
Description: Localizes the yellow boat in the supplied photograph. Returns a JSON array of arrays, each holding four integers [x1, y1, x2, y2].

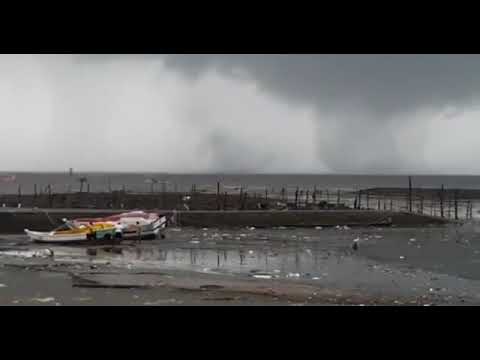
[[25, 221, 118, 243]]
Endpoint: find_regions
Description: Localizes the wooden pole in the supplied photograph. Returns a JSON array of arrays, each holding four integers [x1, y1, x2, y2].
[[366, 191, 370, 209], [337, 190, 341, 206], [408, 176, 413, 213], [294, 187, 299, 208], [223, 192, 228, 211], [217, 182, 221, 211], [358, 190, 362, 209], [239, 187, 243, 209], [48, 184, 52, 208], [454, 190, 459, 220], [243, 192, 248, 210], [440, 184, 444, 218], [305, 190, 310, 205]]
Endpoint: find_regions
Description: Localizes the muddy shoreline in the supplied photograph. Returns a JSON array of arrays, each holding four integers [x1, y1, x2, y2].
[[0, 225, 478, 306]]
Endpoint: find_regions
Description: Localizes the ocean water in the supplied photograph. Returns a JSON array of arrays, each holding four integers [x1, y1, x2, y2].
[[1, 173, 480, 195]]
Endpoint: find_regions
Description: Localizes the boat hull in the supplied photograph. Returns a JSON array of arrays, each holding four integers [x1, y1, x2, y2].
[[25, 229, 89, 243]]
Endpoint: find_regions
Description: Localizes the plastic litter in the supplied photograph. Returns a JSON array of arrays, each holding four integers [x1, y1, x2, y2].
[[252, 274, 272, 279], [287, 273, 301, 278], [190, 241, 200, 244], [315, 226, 323, 230], [32, 297, 55, 303]]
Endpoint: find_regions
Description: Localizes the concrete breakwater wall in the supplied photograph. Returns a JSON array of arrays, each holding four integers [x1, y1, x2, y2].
[[0, 209, 451, 234], [174, 210, 451, 228], [0, 191, 350, 211]]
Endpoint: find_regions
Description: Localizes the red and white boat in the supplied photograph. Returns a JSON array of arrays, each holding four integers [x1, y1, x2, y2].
[[73, 211, 168, 240]]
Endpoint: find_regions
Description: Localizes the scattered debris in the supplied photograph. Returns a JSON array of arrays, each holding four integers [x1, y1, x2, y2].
[[315, 226, 323, 230], [144, 299, 179, 305], [352, 238, 360, 251], [200, 284, 224, 291], [32, 297, 55, 303], [72, 297, 93, 302], [286, 273, 301, 278], [252, 274, 273, 279], [190, 241, 200, 244], [0, 248, 54, 258]]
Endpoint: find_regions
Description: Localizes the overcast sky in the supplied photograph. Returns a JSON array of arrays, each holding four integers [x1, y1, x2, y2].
[[1, 54, 480, 174]]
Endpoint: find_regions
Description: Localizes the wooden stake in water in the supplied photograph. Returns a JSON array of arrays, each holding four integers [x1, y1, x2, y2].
[[439, 184, 444, 218], [408, 176, 413, 213], [454, 190, 459, 220], [337, 190, 341, 206]]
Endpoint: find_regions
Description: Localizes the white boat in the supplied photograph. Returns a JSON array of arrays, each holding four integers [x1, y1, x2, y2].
[[73, 211, 168, 239], [25, 221, 118, 243]]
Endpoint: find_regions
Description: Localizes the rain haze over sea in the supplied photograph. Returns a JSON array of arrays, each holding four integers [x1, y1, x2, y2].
[[2, 172, 480, 195]]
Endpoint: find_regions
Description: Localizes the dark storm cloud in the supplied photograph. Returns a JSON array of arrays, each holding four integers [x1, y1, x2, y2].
[[162, 54, 480, 116], [162, 54, 480, 173], [1, 54, 479, 174]]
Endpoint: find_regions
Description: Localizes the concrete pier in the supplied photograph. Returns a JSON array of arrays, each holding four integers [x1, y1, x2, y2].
[[0, 208, 451, 234]]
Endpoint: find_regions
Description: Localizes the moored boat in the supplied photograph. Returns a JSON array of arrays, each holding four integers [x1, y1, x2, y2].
[[25, 221, 118, 243], [73, 211, 168, 239]]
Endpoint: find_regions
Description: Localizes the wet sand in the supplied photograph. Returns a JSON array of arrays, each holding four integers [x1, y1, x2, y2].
[[1, 225, 480, 305]]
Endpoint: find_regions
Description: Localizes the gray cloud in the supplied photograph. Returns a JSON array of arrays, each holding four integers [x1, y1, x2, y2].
[[1, 54, 480, 174], [163, 54, 480, 116], [162, 54, 480, 173]]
